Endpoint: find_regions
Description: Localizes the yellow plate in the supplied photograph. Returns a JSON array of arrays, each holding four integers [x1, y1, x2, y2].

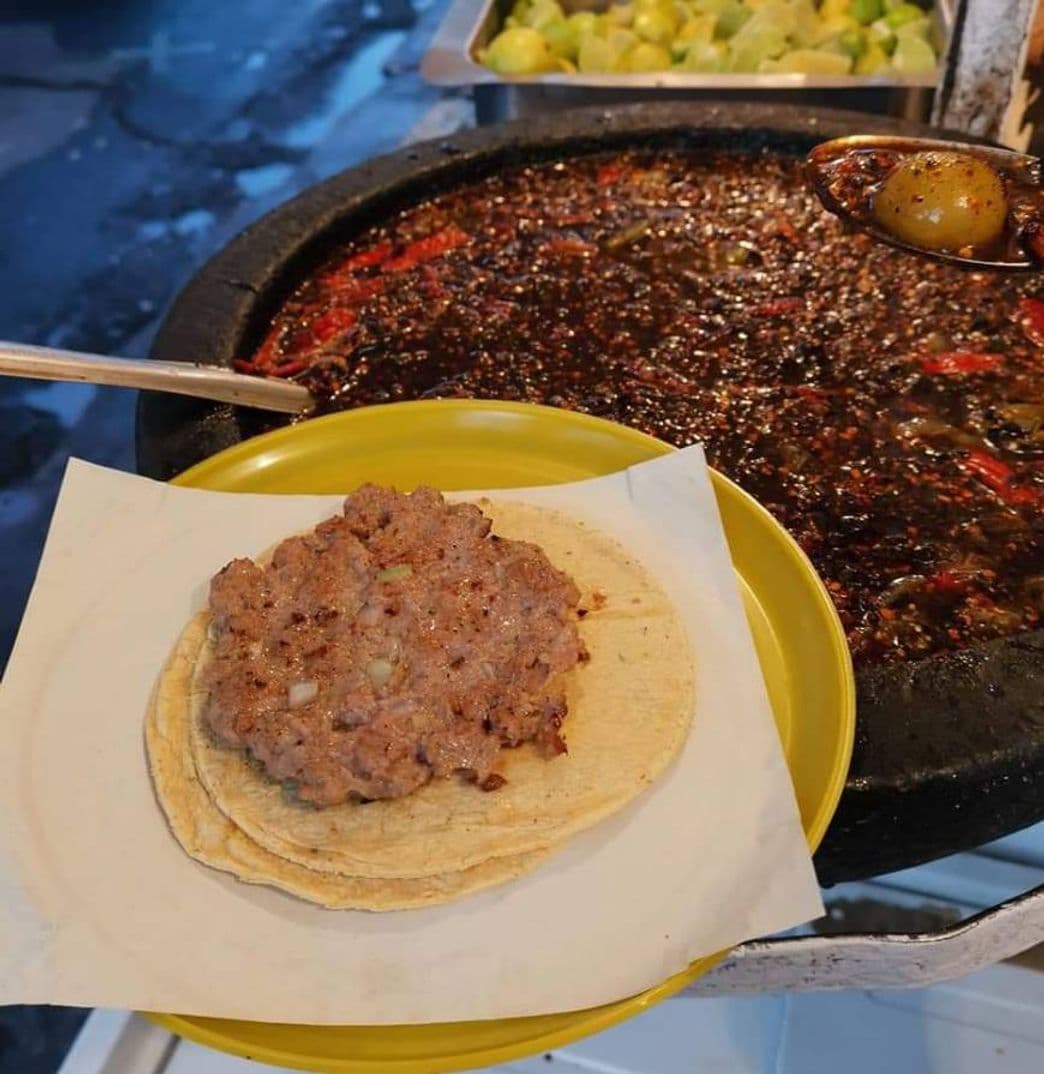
[[151, 399, 855, 1074]]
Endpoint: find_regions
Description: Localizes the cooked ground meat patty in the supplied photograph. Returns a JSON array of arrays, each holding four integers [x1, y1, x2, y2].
[[202, 485, 586, 806]]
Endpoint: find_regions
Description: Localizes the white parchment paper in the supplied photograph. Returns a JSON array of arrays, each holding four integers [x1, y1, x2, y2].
[[0, 447, 822, 1024]]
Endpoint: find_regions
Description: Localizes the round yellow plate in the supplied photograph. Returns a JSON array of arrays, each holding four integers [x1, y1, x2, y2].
[[151, 399, 855, 1074]]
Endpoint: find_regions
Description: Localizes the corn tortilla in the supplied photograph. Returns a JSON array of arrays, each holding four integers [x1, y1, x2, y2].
[[178, 500, 695, 882], [146, 618, 551, 910]]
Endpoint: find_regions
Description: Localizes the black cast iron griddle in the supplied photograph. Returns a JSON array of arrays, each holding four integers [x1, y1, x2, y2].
[[137, 102, 1044, 886]]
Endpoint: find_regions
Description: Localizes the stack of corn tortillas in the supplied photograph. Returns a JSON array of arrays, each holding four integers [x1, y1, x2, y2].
[[146, 500, 695, 911]]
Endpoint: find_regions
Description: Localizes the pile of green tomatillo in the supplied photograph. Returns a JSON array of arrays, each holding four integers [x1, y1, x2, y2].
[[477, 0, 939, 77]]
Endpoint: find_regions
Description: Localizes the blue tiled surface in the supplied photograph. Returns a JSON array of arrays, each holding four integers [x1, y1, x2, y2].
[[0, 0, 457, 678]]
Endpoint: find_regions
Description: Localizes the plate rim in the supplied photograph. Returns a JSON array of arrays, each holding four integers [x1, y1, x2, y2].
[[151, 399, 855, 1072]]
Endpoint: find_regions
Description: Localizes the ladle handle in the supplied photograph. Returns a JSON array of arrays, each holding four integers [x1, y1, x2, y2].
[[0, 341, 312, 414]]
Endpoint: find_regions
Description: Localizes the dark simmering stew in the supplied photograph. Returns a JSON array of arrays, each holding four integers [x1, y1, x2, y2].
[[240, 150, 1044, 669]]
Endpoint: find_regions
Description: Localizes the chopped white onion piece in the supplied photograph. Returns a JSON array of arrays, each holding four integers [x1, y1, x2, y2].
[[366, 658, 395, 687], [376, 563, 413, 582], [288, 680, 318, 708]]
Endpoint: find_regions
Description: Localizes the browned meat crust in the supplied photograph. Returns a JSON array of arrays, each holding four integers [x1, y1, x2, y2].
[[202, 486, 586, 806]]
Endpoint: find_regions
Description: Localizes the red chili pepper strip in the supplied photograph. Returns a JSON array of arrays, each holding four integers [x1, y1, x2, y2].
[[546, 237, 597, 257], [350, 242, 393, 269], [233, 358, 260, 374], [324, 277, 385, 304], [1018, 297, 1044, 346], [926, 570, 964, 594], [597, 162, 624, 185], [270, 359, 308, 378], [752, 297, 804, 317], [324, 242, 393, 278], [961, 449, 1014, 489], [919, 352, 1004, 375], [959, 450, 1038, 505], [382, 226, 469, 273], [304, 307, 357, 347], [250, 325, 285, 372], [320, 252, 393, 289], [794, 386, 826, 402], [1000, 486, 1038, 505]]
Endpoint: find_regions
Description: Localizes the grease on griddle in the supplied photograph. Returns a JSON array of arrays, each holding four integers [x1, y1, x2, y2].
[[247, 150, 1044, 668]]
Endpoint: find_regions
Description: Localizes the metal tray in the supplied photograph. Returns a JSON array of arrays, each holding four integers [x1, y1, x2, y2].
[[421, 0, 955, 122]]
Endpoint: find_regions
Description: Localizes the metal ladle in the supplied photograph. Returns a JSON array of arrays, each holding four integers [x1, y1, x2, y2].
[[806, 135, 1043, 271], [0, 340, 312, 414]]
